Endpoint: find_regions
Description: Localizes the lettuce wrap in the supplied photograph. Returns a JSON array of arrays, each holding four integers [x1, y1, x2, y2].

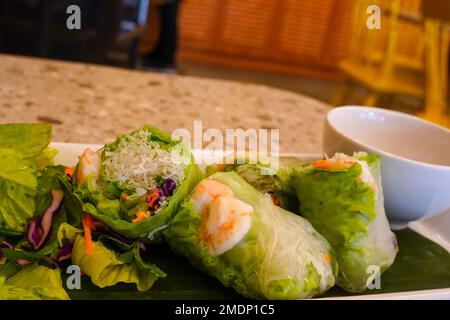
[[74, 125, 203, 239], [289, 153, 398, 292], [164, 172, 337, 299]]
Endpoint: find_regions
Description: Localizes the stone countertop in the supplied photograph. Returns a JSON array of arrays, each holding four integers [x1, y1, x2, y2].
[[0, 54, 330, 154]]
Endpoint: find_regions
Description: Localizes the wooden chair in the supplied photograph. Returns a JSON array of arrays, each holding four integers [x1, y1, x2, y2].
[[419, 0, 450, 127], [332, 0, 425, 107]]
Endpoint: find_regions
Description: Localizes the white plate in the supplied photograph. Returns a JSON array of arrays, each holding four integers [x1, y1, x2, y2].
[[50, 142, 450, 300], [408, 211, 450, 254]]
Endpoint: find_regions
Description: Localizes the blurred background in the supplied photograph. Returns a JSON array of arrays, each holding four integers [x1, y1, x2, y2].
[[0, 0, 449, 127]]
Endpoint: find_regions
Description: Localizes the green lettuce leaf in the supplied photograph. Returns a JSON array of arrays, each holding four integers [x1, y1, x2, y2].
[[0, 263, 69, 300], [0, 123, 53, 235], [0, 149, 37, 235], [164, 172, 337, 299], [36, 147, 58, 171], [71, 235, 165, 291], [57, 222, 82, 246], [0, 123, 52, 159]]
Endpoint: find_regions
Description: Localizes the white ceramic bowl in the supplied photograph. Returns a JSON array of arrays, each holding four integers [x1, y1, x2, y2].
[[323, 106, 450, 222]]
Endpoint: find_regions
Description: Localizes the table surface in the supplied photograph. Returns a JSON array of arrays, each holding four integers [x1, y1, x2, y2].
[[0, 54, 330, 153]]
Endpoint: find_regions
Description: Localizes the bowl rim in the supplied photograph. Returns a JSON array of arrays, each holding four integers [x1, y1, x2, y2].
[[327, 105, 450, 170]]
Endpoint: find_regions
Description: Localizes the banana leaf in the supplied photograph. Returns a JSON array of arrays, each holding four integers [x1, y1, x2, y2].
[[64, 229, 450, 299]]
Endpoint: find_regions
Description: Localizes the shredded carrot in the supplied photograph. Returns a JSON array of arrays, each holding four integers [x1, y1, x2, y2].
[[324, 255, 332, 263], [147, 190, 160, 209], [132, 211, 149, 223], [312, 160, 331, 170], [313, 159, 354, 171], [83, 213, 97, 229], [136, 211, 149, 218], [121, 192, 128, 201], [82, 213, 96, 255], [64, 167, 74, 177], [132, 216, 145, 223]]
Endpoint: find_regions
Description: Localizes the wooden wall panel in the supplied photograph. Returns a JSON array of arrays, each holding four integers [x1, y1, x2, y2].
[[176, 0, 356, 79], [278, 0, 334, 60], [178, 0, 217, 50], [220, 0, 276, 53], [322, 0, 354, 65]]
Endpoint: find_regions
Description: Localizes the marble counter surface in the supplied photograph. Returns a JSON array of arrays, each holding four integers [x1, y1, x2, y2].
[[0, 54, 330, 153]]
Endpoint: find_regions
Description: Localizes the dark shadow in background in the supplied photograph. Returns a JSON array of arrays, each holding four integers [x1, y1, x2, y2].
[[0, 0, 149, 67], [143, 0, 179, 71]]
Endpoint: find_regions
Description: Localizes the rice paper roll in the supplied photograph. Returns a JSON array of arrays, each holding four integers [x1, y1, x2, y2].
[[289, 153, 398, 292], [73, 125, 203, 239], [164, 172, 337, 299]]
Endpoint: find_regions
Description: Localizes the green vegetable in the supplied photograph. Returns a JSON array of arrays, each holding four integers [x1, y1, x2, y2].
[[0, 263, 69, 300], [71, 235, 165, 291], [57, 222, 83, 246], [36, 147, 58, 171], [164, 172, 337, 299], [74, 125, 203, 239], [0, 123, 52, 159], [289, 154, 398, 292], [0, 123, 53, 235], [0, 149, 37, 235]]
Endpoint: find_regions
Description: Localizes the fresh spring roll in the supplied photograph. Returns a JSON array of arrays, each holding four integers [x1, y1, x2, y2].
[[164, 172, 337, 299], [207, 152, 398, 292], [73, 125, 203, 239], [289, 153, 398, 292]]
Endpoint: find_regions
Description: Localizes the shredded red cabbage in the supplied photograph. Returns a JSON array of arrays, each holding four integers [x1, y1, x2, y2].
[[162, 178, 176, 196], [27, 189, 64, 250], [57, 243, 73, 262]]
